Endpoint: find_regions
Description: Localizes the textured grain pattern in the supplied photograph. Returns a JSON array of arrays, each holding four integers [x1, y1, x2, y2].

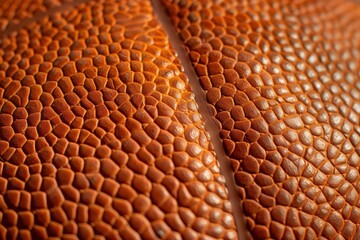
[[0, 0, 238, 239], [0, 0, 76, 32], [161, 0, 360, 239]]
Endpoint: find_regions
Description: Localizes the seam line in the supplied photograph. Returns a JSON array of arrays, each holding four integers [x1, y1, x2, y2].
[[150, 0, 248, 239]]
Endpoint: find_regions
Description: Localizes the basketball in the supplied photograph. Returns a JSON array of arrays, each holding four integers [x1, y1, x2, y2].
[[1, 0, 360, 239]]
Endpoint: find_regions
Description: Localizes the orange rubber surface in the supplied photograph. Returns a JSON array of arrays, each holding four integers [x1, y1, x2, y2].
[[162, 0, 360, 239], [0, 0, 237, 239], [2, 0, 360, 239]]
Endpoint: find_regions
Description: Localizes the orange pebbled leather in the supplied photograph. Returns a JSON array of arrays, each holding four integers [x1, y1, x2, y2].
[[161, 0, 360, 239], [2, 0, 360, 239], [0, 0, 237, 239]]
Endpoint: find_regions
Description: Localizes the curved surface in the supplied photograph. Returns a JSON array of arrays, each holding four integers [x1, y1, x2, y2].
[[0, 0, 237, 239], [161, 0, 360, 239], [1, 0, 360, 239]]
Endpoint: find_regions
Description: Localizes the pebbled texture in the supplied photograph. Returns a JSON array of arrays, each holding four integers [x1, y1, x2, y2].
[[161, 0, 360, 239], [0, 0, 77, 32], [0, 0, 238, 239]]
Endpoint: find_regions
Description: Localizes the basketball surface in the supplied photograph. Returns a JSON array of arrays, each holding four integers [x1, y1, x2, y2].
[[1, 0, 360, 239]]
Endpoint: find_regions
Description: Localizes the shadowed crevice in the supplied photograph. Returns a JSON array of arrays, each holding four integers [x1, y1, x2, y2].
[[150, 0, 248, 239]]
